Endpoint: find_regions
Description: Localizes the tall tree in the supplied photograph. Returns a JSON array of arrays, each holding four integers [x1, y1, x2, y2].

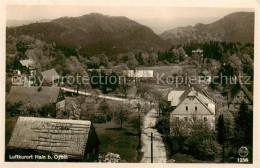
[[217, 114, 227, 163]]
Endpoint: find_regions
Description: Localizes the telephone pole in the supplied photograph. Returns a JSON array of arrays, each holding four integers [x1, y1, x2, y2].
[[150, 132, 154, 163]]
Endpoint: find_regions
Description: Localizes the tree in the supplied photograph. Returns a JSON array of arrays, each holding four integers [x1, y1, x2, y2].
[[149, 53, 158, 66], [178, 47, 186, 61], [98, 100, 111, 122], [39, 104, 56, 118], [120, 81, 130, 98], [107, 72, 119, 92], [89, 70, 100, 89], [115, 105, 129, 129], [217, 114, 227, 162], [234, 102, 252, 145], [127, 53, 138, 69], [6, 102, 22, 117], [99, 70, 108, 94], [172, 49, 180, 63]]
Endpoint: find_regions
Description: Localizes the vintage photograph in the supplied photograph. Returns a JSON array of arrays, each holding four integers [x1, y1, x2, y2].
[[4, 5, 254, 163]]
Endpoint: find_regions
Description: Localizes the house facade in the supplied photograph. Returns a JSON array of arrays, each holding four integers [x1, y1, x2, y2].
[[168, 87, 215, 133], [228, 84, 253, 113], [6, 117, 100, 162]]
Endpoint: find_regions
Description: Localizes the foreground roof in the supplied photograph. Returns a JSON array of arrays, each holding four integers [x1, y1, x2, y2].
[[7, 86, 61, 108], [8, 117, 92, 159]]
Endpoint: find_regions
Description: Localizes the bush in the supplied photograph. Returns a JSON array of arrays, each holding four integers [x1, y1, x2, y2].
[[197, 139, 221, 160], [90, 114, 107, 123], [6, 102, 22, 116]]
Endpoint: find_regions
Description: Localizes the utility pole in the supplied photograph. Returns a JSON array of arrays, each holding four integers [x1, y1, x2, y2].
[[135, 101, 141, 148], [151, 132, 153, 163]]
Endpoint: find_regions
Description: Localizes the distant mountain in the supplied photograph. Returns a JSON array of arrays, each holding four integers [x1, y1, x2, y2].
[[137, 17, 220, 34], [6, 19, 51, 27], [7, 13, 169, 56], [160, 12, 254, 45]]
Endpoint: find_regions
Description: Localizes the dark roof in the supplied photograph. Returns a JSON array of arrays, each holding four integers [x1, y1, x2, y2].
[[228, 83, 253, 103], [8, 117, 94, 159], [40, 69, 60, 83], [7, 86, 61, 108]]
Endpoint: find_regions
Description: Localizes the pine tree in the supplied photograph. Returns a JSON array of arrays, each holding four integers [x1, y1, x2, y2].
[[217, 114, 226, 162]]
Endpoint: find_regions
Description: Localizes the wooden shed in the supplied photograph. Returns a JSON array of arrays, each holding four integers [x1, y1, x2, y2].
[[6, 117, 99, 162]]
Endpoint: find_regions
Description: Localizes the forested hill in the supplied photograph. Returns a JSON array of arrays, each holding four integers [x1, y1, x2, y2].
[[6, 13, 169, 57], [160, 12, 254, 45]]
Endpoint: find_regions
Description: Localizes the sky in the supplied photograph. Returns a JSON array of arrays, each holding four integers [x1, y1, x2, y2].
[[6, 6, 254, 34]]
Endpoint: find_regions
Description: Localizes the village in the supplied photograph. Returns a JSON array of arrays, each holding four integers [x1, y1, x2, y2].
[[5, 44, 254, 163]]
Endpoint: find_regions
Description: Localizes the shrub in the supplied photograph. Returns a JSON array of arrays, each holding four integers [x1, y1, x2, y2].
[[197, 139, 221, 160], [90, 114, 107, 123]]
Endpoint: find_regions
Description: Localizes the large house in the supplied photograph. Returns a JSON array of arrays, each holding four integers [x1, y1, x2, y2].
[[6, 117, 100, 161], [6, 86, 65, 111], [228, 83, 253, 113], [168, 86, 215, 132]]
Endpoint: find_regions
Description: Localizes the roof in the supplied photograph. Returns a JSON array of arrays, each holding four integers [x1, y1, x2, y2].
[[40, 69, 60, 83], [8, 117, 92, 159], [228, 83, 253, 103], [7, 86, 61, 108], [170, 86, 215, 115], [202, 70, 211, 76], [19, 59, 35, 69], [168, 90, 185, 106], [192, 48, 203, 53], [135, 70, 154, 78], [243, 54, 253, 65]]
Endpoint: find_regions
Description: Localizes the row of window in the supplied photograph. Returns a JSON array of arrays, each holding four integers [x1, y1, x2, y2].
[[175, 116, 208, 121], [186, 106, 197, 111]]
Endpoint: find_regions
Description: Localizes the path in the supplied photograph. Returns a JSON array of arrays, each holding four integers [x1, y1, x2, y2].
[[141, 108, 167, 163], [61, 87, 150, 105]]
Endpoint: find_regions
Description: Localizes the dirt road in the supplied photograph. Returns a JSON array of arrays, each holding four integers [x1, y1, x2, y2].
[[141, 108, 167, 163]]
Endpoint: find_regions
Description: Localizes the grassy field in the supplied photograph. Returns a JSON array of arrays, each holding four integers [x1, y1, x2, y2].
[[94, 120, 141, 162]]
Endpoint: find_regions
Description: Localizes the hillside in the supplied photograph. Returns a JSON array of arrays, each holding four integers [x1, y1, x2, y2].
[[160, 12, 254, 45], [7, 13, 169, 56]]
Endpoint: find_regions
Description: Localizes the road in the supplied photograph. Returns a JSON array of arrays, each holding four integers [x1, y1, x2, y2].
[[61, 87, 150, 105], [141, 108, 167, 163]]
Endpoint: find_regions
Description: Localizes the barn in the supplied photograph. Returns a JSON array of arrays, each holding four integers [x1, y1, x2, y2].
[[6, 117, 100, 162]]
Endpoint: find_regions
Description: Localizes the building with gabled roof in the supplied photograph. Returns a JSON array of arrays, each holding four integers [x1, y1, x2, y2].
[[228, 83, 253, 113], [6, 86, 65, 110], [168, 86, 215, 133], [6, 117, 99, 161], [40, 68, 60, 85], [19, 59, 36, 75]]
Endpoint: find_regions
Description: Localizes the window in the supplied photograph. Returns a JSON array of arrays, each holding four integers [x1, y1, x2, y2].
[[237, 96, 240, 99], [186, 106, 188, 111], [192, 117, 196, 122], [184, 117, 188, 121], [195, 106, 197, 111], [204, 117, 208, 121], [175, 117, 179, 121]]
